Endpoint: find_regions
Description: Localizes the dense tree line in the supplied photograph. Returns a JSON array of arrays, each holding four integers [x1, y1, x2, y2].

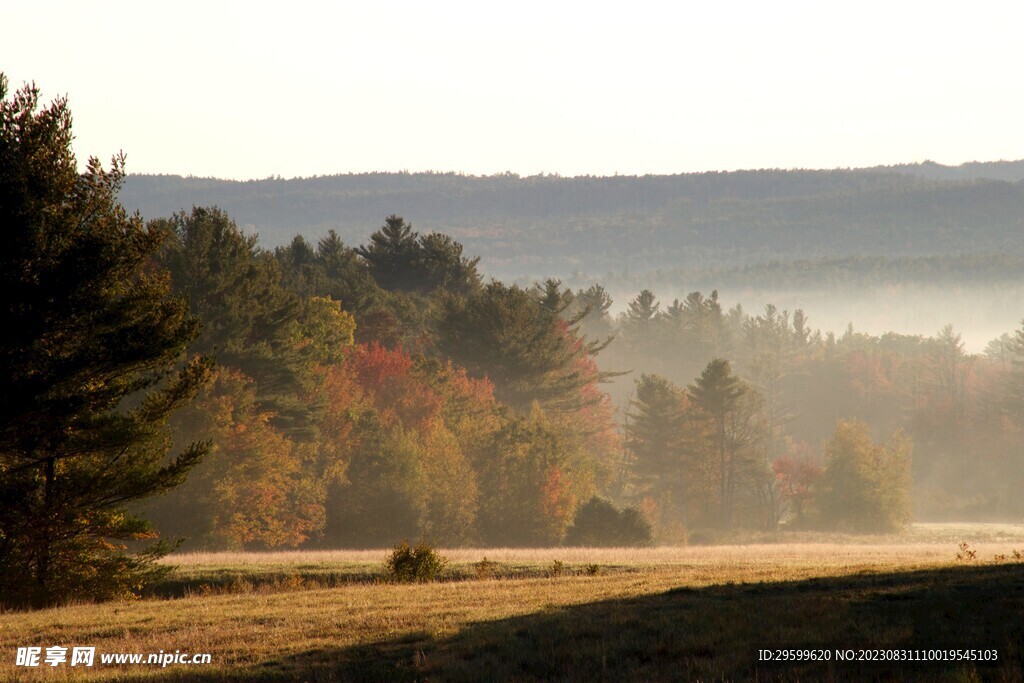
[[596, 286, 1024, 528], [139, 209, 618, 552]]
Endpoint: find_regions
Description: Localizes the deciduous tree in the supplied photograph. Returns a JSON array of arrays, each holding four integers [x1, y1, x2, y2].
[[816, 420, 911, 532]]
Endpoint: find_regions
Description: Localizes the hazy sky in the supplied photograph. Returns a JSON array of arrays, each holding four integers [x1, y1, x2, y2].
[[7, 1, 1024, 180]]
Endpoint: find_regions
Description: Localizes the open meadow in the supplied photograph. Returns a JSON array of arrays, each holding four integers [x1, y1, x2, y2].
[[4, 524, 1024, 681]]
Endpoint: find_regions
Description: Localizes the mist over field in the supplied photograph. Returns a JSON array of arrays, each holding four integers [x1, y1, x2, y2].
[[588, 284, 1023, 354]]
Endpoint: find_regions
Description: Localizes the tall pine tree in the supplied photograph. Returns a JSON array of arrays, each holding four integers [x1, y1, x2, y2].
[[689, 359, 750, 528], [0, 76, 210, 607]]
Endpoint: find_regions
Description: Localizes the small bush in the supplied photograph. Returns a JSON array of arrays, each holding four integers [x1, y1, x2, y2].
[[548, 560, 564, 577], [386, 541, 447, 582], [474, 556, 497, 579], [585, 563, 600, 576], [956, 541, 976, 562], [564, 497, 654, 547]]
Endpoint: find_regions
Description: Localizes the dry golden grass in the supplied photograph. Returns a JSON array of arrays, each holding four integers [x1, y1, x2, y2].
[[164, 521, 1024, 571], [3, 525, 1023, 681], [167, 541, 1007, 570], [0, 562, 950, 681]]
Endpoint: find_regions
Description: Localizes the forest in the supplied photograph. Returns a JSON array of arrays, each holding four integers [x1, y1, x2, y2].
[[3, 73, 1024, 614], [146, 223, 1024, 550]]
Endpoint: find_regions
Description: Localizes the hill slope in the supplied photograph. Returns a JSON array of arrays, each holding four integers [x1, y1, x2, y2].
[[119, 161, 1024, 281]]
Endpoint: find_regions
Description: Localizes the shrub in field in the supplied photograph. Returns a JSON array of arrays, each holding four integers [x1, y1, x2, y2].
[[474, 557, 497, 579], [956, 541, 976, 562], [386, 541, 447, 582], [564, 497, 654, 547]]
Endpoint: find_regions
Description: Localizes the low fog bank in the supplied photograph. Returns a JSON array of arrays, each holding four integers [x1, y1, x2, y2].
[[587, 282, 1024, 353], [684, 285, 1019, 353]]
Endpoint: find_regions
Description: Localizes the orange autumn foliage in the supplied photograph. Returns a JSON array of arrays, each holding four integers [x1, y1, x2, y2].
[[150, 368, 325, 549]]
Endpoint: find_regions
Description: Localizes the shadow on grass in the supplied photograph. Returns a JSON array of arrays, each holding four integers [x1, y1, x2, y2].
[[160, 563, 1024, 681]]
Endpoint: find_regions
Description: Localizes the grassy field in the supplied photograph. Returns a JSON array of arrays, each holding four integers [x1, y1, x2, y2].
[[3, 524, 1024, 681]]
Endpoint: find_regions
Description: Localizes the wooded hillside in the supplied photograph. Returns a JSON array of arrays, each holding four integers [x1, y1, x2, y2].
[[120, 163, 1024, 282]]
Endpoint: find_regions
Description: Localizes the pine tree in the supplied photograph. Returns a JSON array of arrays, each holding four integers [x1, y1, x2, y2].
[[437, 281, 608, 413], [626, 374, 687, 501], [155, 207, 316, 438], [356, 214, 421, 291], [689, 359, 750, 528], [0, 76, 210, 607], [625, 374, 692, 538], [418, 232, 481, 295], [620, 289, 661, 350], [574, 284, 615, 340], [355, 216, 481, 295]]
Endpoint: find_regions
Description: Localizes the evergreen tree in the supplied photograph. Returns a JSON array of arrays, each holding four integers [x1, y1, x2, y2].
[[533, 278, 575, 317], [356, 214, 422, 291], [312, 229, 381, 313], [914, 325, 974, 487], [620, 289, 661, 350], [0, 76, 210, 606], [418, 231, 481, 295], [625, 374, 691, 538], [155, 207, 316, 438], [564, 497, 653, 547], [275, 234, 323, 296], [1004, 321, 1024, 419], [574, 284, 615, 340], [689, 359, 750, 528], [355, 215, 481, 295], [437, 281, 606, 413], [682, 290, 728, 355], [279, 228, 417, 347], [626, 374, 687, 502]]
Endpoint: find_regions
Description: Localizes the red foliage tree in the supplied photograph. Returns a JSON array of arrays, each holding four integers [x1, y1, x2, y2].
[[772, 445, 824, 527]]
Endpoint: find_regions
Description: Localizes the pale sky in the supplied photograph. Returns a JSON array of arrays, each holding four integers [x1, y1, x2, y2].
[[6, 0, 1024, 180]]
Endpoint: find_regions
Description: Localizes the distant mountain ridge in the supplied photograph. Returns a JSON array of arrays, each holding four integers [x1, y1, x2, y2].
[[880, 159, 1024, 182], [119, 160, 1024, 280]]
